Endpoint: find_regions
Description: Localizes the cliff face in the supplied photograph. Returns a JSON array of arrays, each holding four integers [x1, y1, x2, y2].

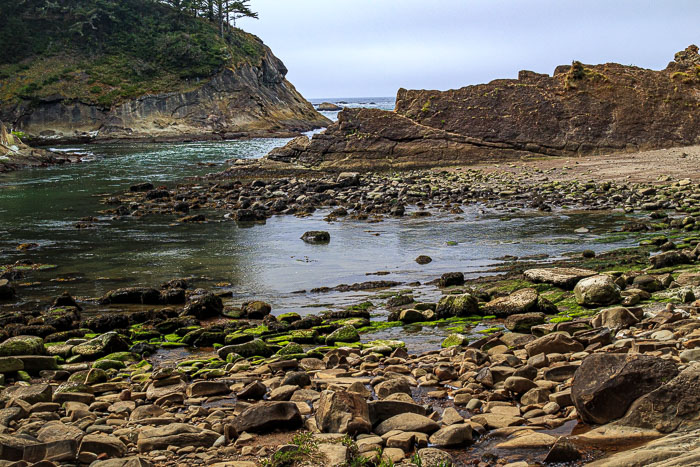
[[269, 45, 700, 170], [0, 121, 62, 172], [1, 46, 329, 143]]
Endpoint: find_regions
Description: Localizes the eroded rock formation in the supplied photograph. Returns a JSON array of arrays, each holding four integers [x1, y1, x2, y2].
[[269, 45, 700, 169]]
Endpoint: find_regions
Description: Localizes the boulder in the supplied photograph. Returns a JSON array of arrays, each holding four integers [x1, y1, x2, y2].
[[417, 447, 454, 467], [1, 383, 52, 404], [375, 413, 440, 436], [186, 381, 229, 398], [504, 312, 546, 332], [525, 332, 583, 357], [428, 424, 472, 447], [181, 289, 223, 319], [232, 401, 302, 434], [325, 325, 360, 345], [436, 293, 479, 318], [0, 335, 45, 356], [217, 339, 275, 359], [398, 308, 432, 323], [79, 434, 127, 458], [574, 275, 621, 306], [650, 251, 690, 269], [0, 356, 24, 373], [483, 288, 539, 317], [439, 272, 464, 287], [71, 332, 129, 359], [137, 423, 219, 451], [100, 287, 161, 305], [572, 353, 679, 425], [615, 362, 700, 433], [374, 378, 411, 399], [241, 301, 272, 319], [368, 400, 427, 426], [301, 231, 330, 244], [591, 307, 639, 330], [315, 390, 371, 435], [524, 267, 597, 289]]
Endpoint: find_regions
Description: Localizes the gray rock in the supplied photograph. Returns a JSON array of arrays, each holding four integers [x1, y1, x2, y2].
[[574, 275, 621, 306]]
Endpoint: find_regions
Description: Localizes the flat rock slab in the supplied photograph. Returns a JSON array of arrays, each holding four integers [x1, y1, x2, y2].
[[137, 423, 219, 452], [524, 268, 597, 289]]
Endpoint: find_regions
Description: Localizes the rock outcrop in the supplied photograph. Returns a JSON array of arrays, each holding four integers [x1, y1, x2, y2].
[[1, 46, 329, 144], [0, 121, 65, 172], [269, 45, 700, 169]]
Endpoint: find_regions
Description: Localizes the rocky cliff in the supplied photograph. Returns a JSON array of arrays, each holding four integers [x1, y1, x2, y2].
[[269, 45, 700, 170], [0, 0, 329, 144], [0, 121, 66, 172], [1, 45, 329, 143]]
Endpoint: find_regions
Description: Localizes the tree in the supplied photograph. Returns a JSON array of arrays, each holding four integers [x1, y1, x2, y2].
[[229, 1, 258, 28]]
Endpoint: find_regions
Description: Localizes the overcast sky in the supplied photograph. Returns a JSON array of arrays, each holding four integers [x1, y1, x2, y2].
[[239, 0, 700, 98]]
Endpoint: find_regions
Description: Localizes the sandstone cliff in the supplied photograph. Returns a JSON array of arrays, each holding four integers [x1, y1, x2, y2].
[[269, 45, 700, 170], [1, 44, 329, 144]]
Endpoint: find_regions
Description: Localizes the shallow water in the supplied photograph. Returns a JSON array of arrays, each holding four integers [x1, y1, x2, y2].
[[1, 136, 637, 352]]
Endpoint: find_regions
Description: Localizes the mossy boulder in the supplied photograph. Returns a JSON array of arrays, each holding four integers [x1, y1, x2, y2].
[[68, 368, 108, 384], [325, 325, 360, 345], [436, 294, 479, 318], [0, 356, 24, 373], [0, 335, 46, 356], [242, 301, 272, 319], [217, 339, 276, 359], [93, 359, 125, 370], [71, 332, 130, 359], [98, 351, 139, 362], [277, 343, 304, 356], [278, 312, 301, 323], [181, 289, 223, 319], [442, 333, 469, 348]]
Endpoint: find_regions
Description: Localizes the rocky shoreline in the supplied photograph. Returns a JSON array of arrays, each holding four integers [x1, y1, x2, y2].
[[1, 161, 700, 466]]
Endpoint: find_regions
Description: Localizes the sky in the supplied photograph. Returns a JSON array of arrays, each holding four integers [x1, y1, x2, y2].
[[238, 0, 700, 99]]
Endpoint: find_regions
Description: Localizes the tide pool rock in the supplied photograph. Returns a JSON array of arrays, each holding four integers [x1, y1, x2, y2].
[[301, 231, 330, 244], [325, 325, 360, 345], [71, 332, 129, 359], [441, 333, 469, 348], [436, 293, 479, 318], [100, 287, 161, 305], [572, 353, 678, 425], [524, 267, 597, 289], [181, 289, 223, 319], [483, 288, 540, 317], [0, 357, 23, 373], [232, 401, 302, 434], [241, 300, 272, 319], [0, 335, 45, 356], [525, 332, 583, 357], [574, 275, 621, 307], [217, 339, 275, 359], [137, 423, 219, 452], [315, 390, 371, 435], [615, 362, 700, 433]]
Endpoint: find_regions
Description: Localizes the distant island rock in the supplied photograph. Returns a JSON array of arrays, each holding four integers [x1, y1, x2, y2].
[[0, 1, 330, 144], [317, 102, 343, 111], [269, 45, 700, 170]]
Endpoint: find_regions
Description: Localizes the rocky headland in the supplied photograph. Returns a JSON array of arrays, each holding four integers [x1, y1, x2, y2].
[[0, 2, 329, 144], [269, 45, 700, 170]]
